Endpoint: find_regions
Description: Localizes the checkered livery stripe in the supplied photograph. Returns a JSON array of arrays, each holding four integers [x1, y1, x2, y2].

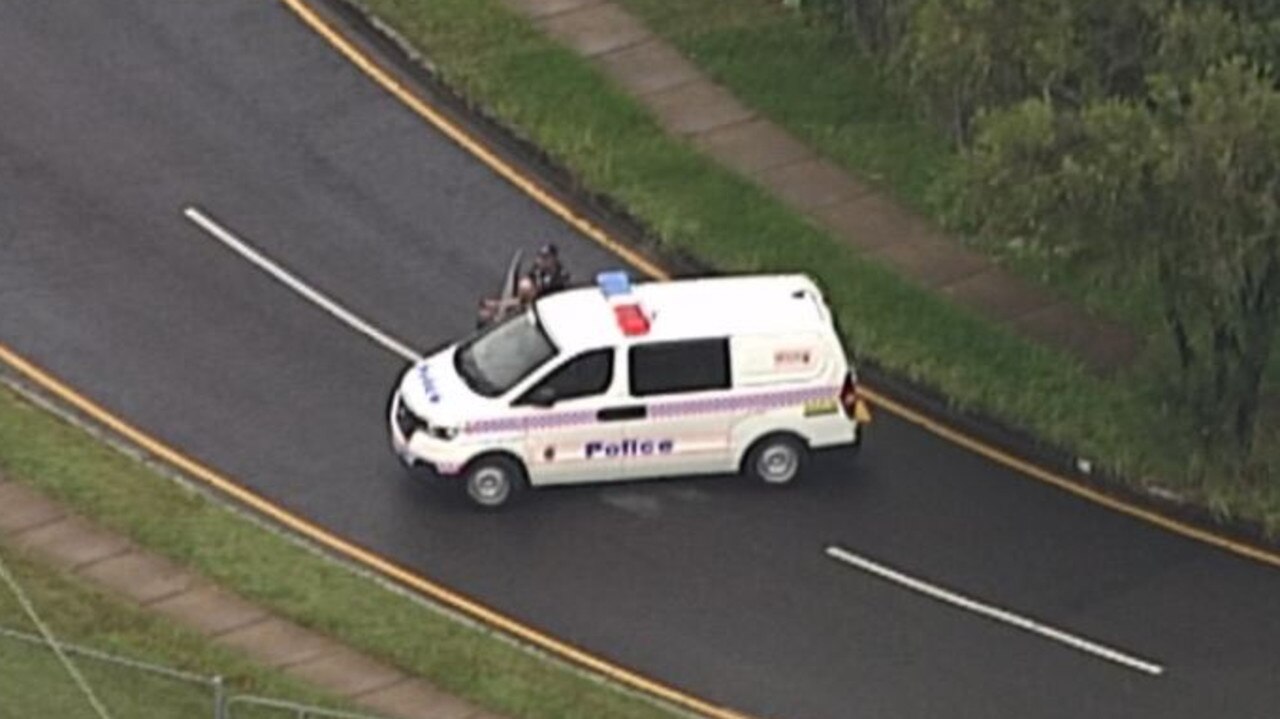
[[648, 385, 836, 419], [462, 385, 841, 435], [463, 409, 596, 434]]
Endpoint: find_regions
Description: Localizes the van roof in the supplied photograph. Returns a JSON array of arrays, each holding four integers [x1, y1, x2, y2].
[[533, 273, 833, 351]]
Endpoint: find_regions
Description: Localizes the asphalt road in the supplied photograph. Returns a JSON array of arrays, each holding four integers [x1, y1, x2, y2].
[[2, 1, 1278, 717]]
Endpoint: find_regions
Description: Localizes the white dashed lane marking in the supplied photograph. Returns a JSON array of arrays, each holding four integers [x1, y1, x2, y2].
[[183, 204, 423, 363], [825, 545, 1165, 677]]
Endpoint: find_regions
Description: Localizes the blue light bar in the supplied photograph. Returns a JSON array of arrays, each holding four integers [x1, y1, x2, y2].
[[596, 270, 631, 298]]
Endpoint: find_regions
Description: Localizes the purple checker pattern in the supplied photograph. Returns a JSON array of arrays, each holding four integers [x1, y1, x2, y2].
[[462, 385, 839, 435]]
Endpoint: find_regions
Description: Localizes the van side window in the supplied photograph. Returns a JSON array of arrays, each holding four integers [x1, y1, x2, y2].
[[516, 348, 613, 404], [629, 339, 730, 397]]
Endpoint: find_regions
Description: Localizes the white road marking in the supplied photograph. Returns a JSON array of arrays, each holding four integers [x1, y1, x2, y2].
[[824, 545, 1165, 677], [183, 205, 422, 363]]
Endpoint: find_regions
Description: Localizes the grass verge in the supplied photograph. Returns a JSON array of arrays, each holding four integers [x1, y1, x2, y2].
[[613, 0, 955, 216], [0, 380, 681, 719], [0, 544, 356, 718], [347, 0, 1280, 529]]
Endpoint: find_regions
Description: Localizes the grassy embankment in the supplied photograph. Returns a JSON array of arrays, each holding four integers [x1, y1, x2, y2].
[[0, 542, 354, 718]]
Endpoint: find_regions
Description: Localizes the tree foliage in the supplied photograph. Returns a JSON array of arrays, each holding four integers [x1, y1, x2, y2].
[[957, 58, 1280, 457], [898, 0, 1078, 143]]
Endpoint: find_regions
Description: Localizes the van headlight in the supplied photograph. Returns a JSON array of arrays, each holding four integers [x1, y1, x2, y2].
[[429, 425, 459, 441], [394, 397, 426, 438]]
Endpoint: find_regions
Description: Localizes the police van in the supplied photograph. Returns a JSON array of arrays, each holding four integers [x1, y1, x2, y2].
[[389, 271, 870, 509]]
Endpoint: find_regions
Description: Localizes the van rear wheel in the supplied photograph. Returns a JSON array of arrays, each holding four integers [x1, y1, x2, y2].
[[463, 455, 525, 509], [744, 434, 807, 486]]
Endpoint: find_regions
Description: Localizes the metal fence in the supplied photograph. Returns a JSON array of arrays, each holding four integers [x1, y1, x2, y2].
[[0, 625, 395, 719]]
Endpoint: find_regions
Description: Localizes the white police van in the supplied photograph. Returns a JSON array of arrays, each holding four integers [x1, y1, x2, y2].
[[389, 271, 870, 509]]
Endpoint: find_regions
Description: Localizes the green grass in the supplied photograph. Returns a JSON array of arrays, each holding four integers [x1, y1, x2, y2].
[[351, 0, 1280, 526], [0, 637, 215, 719], [0, 383, 681, 719], [615, 0, 954, 214], [0, 545, 355, 719]]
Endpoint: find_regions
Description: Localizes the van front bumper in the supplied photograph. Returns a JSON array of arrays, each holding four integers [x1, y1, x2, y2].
[[388, 392, 466, 476]]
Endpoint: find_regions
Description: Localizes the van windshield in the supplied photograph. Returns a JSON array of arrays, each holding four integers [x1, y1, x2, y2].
[[454, 308, 558, 398]]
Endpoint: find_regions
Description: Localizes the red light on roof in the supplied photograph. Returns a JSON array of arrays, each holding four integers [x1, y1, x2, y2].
[[613, 304, 650, 336]]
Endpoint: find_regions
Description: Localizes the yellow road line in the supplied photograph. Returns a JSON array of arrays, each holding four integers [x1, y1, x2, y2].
[[862, 389, 1280, 570], [277, 0, 1280, 572], [0, 342, 750, 719], [278, 0, 668, 283]]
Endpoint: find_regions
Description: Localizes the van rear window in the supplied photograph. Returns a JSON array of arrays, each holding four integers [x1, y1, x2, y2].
[[629, 339, 730, 397]]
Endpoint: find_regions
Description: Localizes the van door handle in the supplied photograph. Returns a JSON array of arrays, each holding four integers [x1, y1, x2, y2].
[[597, 405, 646, 422]]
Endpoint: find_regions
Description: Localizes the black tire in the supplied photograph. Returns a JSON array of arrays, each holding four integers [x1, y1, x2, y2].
[[463, 455, 525, 509], [743, 434, 808, 486]]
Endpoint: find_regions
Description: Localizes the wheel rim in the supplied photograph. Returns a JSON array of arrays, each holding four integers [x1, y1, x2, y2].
[[470, 466, 510, 505], [757, 443, 799, 484]]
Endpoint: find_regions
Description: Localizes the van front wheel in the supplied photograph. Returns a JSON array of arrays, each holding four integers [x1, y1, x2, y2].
[[744, 434, 807, 486], [463, 455, 524, 509]]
